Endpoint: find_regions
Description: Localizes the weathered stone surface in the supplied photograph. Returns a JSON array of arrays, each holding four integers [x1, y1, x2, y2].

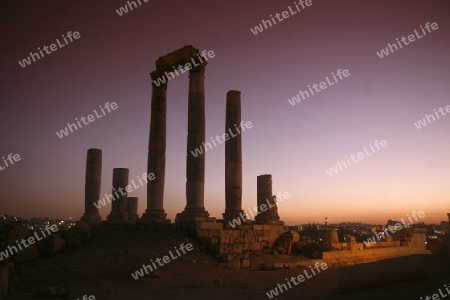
[[321, 229, 340, 251], [196, 227, 288, 268], [13, 245, 40, 263], [223, 90, 244, 223], [61, 229, 83, 247], [0, 265, 8, 299], [107, 168, 129, 223], [127, 197, 139, 224], [195, 222, 223, 230], [321, 230, 430, 265], [0, 264, 13, 300], [81, 148, 102, 224], [6, 226, 28, 245], [37, 234, 65, 256], [254, 175, 283, 225], [176, 61, 211, 223], [61, 222, 91, 247], [273, 231, 295, 254], [275, 247, 287, 254], [290, 230, 300, 243], [154, 45, 199, 73]]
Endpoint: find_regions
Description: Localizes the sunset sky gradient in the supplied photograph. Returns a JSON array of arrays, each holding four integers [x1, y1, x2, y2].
[[1, 0, 449, 225]]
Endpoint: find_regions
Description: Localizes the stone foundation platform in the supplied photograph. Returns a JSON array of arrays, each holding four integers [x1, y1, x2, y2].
[[195, 222, 288, 268]]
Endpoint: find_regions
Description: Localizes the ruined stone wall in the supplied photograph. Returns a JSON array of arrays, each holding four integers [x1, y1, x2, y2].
[[319, 229, 430, 264], [330, 240, 401, 250], [196, 223, 287, 268], [395, 229, 427, 250]]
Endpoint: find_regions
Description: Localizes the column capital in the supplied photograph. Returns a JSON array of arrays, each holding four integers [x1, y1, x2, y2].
[[150, 70, 168, 89], [189, 60, 207, 75]]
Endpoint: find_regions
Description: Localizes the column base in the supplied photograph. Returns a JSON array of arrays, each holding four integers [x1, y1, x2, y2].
[[222, 209, 245, 224], [254, 219, 285, 225], [176, 207, 216, 232], [140, 209, 170, 224], [106, 212, 129, 224], [127, 214, 139, 224], [254, 212, 284, 225]]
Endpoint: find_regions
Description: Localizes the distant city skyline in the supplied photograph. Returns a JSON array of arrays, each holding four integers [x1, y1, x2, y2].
[[1, 211, 447, 227]]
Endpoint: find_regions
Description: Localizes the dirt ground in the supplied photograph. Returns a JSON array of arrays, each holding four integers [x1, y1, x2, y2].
[[6, 226, 450, 300]]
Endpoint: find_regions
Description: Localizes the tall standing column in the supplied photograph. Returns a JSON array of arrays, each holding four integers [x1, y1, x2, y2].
[[81, 148, 102, 224], [254, 174, 283, 225], [223, 91, 244, 222], [176, 61, 211, 222], [107, 168, 129, 223], [142, 75, 168, 223]]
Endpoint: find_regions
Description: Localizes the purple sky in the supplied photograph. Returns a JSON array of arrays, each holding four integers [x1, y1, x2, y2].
[[1, 0, 449, 224]]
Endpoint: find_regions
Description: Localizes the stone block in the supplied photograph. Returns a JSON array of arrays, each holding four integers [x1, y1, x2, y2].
[[241, 259, 250, 268], [219, 245, 231, 254], [195, 222, 224, 230], [230, 260, 241, 269], [242, 243, 251, 251], [252, 225, 264, 230], [232, 243, 244, 253], [240, 225, 253, 230], [196, 230, 210, 238], [13, 245, 40, 263], [225, 254, 235, 263], [251, 242, 261, 251], [37, 234, 65, 257]]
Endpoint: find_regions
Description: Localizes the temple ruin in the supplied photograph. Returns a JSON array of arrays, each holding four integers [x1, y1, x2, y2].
[[79, 45, 429, 269]]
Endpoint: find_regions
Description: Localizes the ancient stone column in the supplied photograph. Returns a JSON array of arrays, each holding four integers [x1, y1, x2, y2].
[[107, 168, 129, 223], [254, 174, 283, 225], [141, 76, 168, 223], [223, 90, 244, 222], [81, 148, 102, 224], [127, 197, 139, 223], [176, 61, 211, 222]]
